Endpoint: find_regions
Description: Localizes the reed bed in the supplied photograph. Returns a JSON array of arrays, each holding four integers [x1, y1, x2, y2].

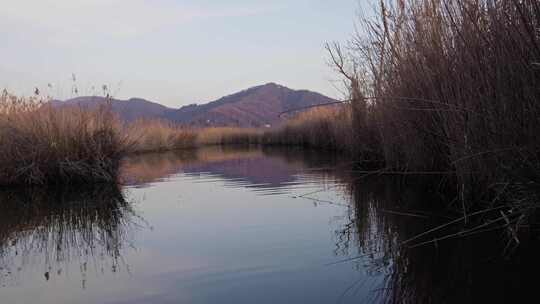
[[196, 127, 262, 146], [0, 93, 267, 186], [262, 106, 356, 152], [0, 92, 270, 187], [348, 0, 540, 178], [340, 0, 540, 239], [263, 0, 540, 241], [0, 91, 128, 186], [127, 119, 197, 153]]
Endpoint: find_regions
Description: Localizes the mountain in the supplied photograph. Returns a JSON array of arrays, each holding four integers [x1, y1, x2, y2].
[[165, 83, 338, 127], [52, 83, 338, 127], [50, 96, 172, 122]]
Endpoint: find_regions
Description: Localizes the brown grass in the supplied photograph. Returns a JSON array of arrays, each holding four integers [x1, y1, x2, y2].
[[196, 127, 262, 146], [256, 0, 539, 238], [127, 119, 197, 153], [0, 91, 129, 186], [262, 106, 356, 152], [320, 0, 540, 234], [0, 92, 270, 186]]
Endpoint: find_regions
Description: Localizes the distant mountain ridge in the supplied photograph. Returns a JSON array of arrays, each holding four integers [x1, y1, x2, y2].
[[51, 83, 338, 127], [50, 96, 171, 122]]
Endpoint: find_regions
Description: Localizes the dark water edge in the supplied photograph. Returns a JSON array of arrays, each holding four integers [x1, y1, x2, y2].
[[0, 146, 538, 303]]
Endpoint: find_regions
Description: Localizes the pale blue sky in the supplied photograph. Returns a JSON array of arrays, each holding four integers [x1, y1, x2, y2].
[[1, 0, 366, 107]]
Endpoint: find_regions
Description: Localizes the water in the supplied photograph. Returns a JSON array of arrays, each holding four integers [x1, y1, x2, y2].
[[0, 147, 538, 303]]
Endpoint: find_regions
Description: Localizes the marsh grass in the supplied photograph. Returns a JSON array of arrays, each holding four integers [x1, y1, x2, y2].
[[196, 127, 262, 146], [337, 0, 538, 219], [127, 119, 197, 153], [262, 106, 356, 152], [0, 92, 269, 186], [0, 91, 129, 186], [262, 0, 540, 242]]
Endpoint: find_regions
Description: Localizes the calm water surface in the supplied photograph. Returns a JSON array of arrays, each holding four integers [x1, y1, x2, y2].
[[1, 147, 538, 303]]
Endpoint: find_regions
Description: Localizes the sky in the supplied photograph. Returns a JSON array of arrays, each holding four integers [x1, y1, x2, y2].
[[0, 0, 365, 107]]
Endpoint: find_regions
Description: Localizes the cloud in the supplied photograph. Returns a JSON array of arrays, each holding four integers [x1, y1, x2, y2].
[[0, 0, 273, 39]]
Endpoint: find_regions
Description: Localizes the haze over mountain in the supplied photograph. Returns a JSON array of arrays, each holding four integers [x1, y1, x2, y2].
[[51, 83, 338, 127]]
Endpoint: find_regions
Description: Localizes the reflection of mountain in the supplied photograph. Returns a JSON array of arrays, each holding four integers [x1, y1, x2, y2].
[[121, 150, 198, 186], [121, 147, 348, 194], [181, 154, 300, 189], [121, 147, 311, 191], [0, 186, 138, 288]]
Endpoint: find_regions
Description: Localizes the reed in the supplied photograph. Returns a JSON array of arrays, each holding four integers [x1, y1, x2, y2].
[[262, 106, 356, 152], [127, 119, 197, 153], [0, 93, 267, 186], [322, 0, 540, 235], [196, 127, 262, 146], [260, 0, 539, 238], [0, 91, 129, 186]]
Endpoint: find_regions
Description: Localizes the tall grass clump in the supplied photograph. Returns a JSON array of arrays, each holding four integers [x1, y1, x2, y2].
[[325, 0, 540, 237], [127, 119, 197, 153], [262, 106, 357, 153], [0, 91, 129, 186], [197, 127, 262, 146]]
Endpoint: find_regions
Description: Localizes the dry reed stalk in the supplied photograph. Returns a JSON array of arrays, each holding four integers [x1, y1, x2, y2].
[[323, 0, 540, 242], [196, 127, 262, 146], [127, 119, 197, 153], [0, 91, 129, 186]]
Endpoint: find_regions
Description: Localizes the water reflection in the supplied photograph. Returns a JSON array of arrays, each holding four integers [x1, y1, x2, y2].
[[337, 176, 540, 303], [122, 147, 540, 303], [1, 147, 538, 303], [121, 146, 347, 193], [0, 185, 138, 289]]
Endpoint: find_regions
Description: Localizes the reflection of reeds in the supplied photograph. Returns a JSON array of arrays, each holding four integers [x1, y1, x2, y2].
[[251, 148, 538, 302], [333, 174, 540, 303], [324, 0, 540, 235], [0, 185, 138, 285]]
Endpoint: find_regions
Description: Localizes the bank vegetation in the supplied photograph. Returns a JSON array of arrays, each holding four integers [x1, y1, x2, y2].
[[268, 0, 540, 242]]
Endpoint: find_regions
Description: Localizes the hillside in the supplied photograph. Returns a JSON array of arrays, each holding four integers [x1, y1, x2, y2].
[[52, 83, 338, 127], [165, 83, 338, 127], [50, 96, 172, 122]]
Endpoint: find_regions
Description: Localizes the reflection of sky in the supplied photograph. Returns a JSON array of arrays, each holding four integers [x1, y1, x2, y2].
[[0, 151, 384, 304]]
